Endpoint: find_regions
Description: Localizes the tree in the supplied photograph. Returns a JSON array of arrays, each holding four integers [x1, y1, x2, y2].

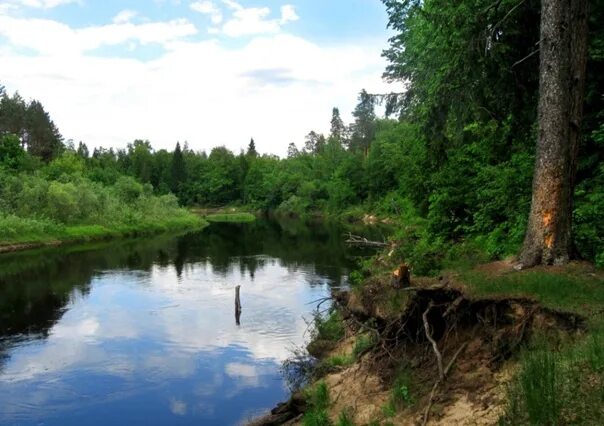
[[350, 90, 376, 156], [0, 91, 27, 140], [519, 0, 589, 267], [304, 131, 326, 154], [127, 140, 153, 183], [329, 107, 347, 144], [171, 142, 186, 194], [76, 142, 89, 159], [287, 142, 299, 158], [25, 100, 63, 162], [247, 138, 258, 157], [0, 134, 25, 170]]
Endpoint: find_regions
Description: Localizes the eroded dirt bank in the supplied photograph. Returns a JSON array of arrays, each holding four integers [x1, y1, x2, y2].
[[250, 273, 585, 425]]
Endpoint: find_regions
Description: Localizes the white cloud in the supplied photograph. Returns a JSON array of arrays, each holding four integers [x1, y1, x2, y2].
[[169, 399, 188, 416], [220, 0, 298, 37], [2, 0, 78, 10], [280, 4, 298, 24], [0, 8, 396, 156], [190, 1, 223, 24], [112, 10, 139, 25], [0, 15, 197, 55]]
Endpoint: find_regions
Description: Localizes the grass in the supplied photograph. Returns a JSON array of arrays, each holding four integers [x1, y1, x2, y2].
[[380, 368, 414, 420], [205, 212, 256, 223], [352, 333, 376, 359], [321, 354, 354, 369], [460, 268, 604, 314], [314, 310, 345, 342], [336, 409, 355, 426], [303, 381, 332, 426], [457, 265, 604, 425], [0, 213, 206, 251], [500, 328, 604, 425]]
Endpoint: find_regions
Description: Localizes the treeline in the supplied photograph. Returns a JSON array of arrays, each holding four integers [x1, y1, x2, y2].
[[1, 0, 602, 270], [0, 87, 202, 245]]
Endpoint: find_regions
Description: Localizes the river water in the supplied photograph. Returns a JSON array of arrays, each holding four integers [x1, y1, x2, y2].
[[0, 218, 382, 425]]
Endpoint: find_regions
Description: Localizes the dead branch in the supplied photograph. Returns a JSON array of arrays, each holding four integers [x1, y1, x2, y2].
[[512, 48, 540, 68], [344, 232, 389, 248]]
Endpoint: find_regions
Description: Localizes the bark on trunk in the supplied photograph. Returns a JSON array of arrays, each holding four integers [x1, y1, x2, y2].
[[519, 0, 588, 267]]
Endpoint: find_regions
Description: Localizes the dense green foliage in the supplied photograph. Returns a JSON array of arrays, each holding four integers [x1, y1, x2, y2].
[[0, 88, 203, 246], [2, 0, 602, 269]]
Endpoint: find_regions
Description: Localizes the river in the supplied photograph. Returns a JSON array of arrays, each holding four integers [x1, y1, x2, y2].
[[0, 218, 383, 425]]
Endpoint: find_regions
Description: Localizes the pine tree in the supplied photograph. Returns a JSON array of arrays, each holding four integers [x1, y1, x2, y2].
[[25, 100, 63, 162], [329, 107, 347, 144], [76, 142, 89, 158], [171, 142, 186, 194], [519, 0, 589, 267], [247, 138, 257, 157], [350, 90, 376, 156]]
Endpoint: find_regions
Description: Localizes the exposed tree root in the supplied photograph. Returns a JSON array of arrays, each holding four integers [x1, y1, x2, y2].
[[251, 281, 585, 426]]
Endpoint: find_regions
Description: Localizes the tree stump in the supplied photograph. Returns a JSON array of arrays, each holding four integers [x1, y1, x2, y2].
[[235, 285, 242, 325], [391, 263, 411, 288]]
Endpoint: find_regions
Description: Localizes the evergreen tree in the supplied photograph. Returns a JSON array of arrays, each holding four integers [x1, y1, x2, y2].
[[76, 142, 89, 159], [247, 138, 257, 157], [0, 91, 27, 140], [519, 0, 589, 267], [171, 142, 186, 194], [329, 107, 347, 144], [25, 100, 63, 162], [350, 90, 376, 156]]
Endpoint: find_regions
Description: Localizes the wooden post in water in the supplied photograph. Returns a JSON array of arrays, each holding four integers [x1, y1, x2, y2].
[[235, 285, 242, 325]]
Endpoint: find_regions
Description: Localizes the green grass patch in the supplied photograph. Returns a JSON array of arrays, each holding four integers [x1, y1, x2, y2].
[[352, 333, 376, 359], [500, 329, 604, 425], [323, 354, 354, 368], [461, 269, 604, 314], [205, 212, 256, 223], [303, 381, 332, 426], [336, 409, 355, 426], [314, 309, 345, 342], [0, 212, 206, 251]]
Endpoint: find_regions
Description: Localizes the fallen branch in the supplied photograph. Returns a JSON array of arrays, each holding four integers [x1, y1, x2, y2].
[[344, 233, 389, 248]]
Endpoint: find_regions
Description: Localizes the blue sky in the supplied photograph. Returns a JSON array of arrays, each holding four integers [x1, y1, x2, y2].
[[0, 0, 397, 156]]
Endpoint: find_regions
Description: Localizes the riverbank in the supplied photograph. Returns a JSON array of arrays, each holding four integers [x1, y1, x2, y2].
[[0, 214, 207, 255], [252, 260, 604, 425]]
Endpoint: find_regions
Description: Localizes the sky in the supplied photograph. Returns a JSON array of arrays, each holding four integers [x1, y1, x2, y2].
[[0, 0, 399, 157]]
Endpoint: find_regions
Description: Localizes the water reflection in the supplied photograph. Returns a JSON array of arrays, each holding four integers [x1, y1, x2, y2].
[[0, 219, 377, 425]]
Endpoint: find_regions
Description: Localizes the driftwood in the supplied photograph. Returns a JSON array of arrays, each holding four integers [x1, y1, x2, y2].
[[235, 285, 242, 325], [344, 233, 388, 248]]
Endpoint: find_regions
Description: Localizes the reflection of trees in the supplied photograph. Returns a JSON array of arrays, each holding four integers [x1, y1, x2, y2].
[[0, 234, 183, 371], [177, 218, 378, 284], [0, 218, 384, 372]]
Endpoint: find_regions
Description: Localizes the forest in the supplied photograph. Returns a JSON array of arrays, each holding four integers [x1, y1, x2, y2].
[[1, 0, 604, 425], [0, 0, 603, 272]]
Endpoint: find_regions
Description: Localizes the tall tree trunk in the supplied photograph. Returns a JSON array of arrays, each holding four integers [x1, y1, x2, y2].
[[519, 0, 588, 267]]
